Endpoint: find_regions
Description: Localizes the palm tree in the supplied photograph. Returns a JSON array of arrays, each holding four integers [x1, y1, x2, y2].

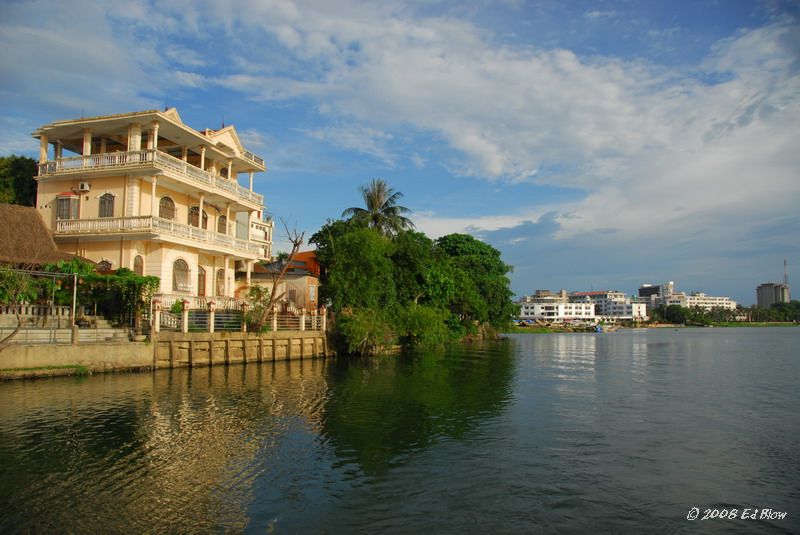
[[342, 178, 414, 236]]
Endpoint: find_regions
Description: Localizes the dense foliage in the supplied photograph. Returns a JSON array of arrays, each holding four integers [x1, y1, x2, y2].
[[310, 218, 515, 355], [0, 155, 37, 206], [0, 259, 161, 331], [650, 301, 800, 325]]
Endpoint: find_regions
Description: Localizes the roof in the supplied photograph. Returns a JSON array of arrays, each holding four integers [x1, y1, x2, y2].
[[0, 204, 77, 266]]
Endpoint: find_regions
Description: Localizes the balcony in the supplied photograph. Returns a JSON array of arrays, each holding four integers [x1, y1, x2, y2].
[[38, 149, 264, 207], [55, 216, 263, 258]]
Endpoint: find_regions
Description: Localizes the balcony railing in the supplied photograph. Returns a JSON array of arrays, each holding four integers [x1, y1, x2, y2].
[[39, 149, 264, 206], [55, 216, 263, 257]]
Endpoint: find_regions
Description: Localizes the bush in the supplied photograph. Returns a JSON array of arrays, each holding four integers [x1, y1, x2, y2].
[[335, 308, 395, 356]]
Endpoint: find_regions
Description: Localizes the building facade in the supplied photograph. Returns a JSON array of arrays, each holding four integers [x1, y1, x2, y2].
[[33, 109, 273, 309], [756, 283, 790, 309], [517, 290, 596, 322], [571, 290, 648, 321]]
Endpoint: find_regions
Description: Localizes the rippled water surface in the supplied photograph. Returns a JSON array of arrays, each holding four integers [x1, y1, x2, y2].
[[1, 328, 798, 533]]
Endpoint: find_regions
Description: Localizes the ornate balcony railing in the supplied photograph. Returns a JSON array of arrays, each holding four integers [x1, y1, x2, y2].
[[55, 216, 262, 256], [38, 149, 264, 206]]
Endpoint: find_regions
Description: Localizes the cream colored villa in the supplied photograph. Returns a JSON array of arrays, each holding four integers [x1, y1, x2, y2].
[[32, 108, 273, 309]]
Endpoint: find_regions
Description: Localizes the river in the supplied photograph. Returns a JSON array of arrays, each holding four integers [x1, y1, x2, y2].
[[1, 328, 797, 533]]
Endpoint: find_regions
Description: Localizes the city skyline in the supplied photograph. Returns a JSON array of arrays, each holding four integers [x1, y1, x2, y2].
[[1, 0, 798, 305]]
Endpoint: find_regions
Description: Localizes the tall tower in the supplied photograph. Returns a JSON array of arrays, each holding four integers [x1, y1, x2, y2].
[[784, 259, 789, 286]]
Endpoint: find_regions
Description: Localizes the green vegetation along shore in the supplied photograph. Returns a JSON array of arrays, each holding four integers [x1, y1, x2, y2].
[[313, 179, 515, 355]]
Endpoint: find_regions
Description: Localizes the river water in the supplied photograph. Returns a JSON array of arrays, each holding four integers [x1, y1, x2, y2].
[[1, 328, 797, 534]]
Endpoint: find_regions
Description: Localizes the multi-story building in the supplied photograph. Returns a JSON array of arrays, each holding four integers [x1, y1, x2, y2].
[[756, 283, 790, 309], [661, 291, 737, 311], [32, 108, 273, 309], [570, 290, 648, 321], [517, 290, 595, 322]]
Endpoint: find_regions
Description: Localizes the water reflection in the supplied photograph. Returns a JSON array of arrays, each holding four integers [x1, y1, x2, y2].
[[0, 343, 515, 533]]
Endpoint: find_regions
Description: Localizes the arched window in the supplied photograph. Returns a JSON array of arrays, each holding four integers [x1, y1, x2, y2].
[[188, 206, 208, 229], [197, 266, 206, 297], [172, 259, 190, 292], [133, 255, 144, 275], [215, 269, 225, 296], [99, 193, 114, 218], [217, 215, 227, 235], [159, 196, 176, 220]]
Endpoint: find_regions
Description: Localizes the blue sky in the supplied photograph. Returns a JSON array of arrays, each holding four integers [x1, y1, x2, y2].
[[1, 0, 798, 305]]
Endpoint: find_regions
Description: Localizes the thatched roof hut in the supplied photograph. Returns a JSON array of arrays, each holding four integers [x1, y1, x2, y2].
[[0, 203, 76, 267]]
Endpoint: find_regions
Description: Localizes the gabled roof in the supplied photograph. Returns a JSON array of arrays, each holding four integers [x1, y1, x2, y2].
[[0, 204, 77, 265]]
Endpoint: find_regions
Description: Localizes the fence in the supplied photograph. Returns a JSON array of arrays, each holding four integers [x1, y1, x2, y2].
[[154, 307, 326, 334], [0, 327, 131, 344]]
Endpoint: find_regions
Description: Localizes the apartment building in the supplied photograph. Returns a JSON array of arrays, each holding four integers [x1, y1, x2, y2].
[[517, 290, 595, 322], [32, 108, 273, 309], [571, 291, 648, 320]]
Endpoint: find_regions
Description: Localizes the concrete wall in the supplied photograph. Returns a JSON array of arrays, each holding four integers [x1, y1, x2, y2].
[[154, 331, 330, 369], [0, 342, 153, 373]]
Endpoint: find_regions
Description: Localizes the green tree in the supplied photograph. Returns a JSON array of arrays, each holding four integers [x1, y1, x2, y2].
[[341, 178, 414, 236], [324, 227, 397, 311], [435, 233, 515, 328], [0, 155, 37, 206]]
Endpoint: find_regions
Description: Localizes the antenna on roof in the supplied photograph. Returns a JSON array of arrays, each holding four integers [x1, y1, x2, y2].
[[785, 258, 789, 286], [221, 114, 225, 129], [164, 98, 169, 111]]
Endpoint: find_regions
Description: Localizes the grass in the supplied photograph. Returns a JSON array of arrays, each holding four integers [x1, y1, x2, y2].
[[711, 321, 798, 328], [0, 364, 90, 375]]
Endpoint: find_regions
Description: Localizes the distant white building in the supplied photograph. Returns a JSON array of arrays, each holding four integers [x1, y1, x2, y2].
[[571, 291, 648, 321], [662, 292, 736, 311], [517, 290, 595, 323]]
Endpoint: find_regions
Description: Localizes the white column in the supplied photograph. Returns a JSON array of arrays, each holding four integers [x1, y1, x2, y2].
[[150, 176, 158, 216], [246, 260, 252, 287], [150, 121, 159, 151], [128, 123, 142, 151], [225, 205, 231, 236], [181, 146, 188, 162], [248, 171, 254, 191], [39, 134, 49, 163], [223, 255, 230, 296], [199, 145, 206, 170], [82, 128, 92, 155], [198, 193, 205, 228], [227, 159, 233, 180]]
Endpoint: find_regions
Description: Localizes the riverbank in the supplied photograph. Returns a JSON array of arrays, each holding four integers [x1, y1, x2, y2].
[[0, 331, 331, 381], [503, 321, 799, 334]]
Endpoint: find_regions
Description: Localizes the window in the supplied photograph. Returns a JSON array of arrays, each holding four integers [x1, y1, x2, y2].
[[189, 206, 208, 229], [173, 259, 190, 292], [56, 195, 79, 220], [99, 193, 114, 218], [217, 215, 227, 235], [133, 255, 144, 276], [159, 197, 175, 220], [197, 266, 206, 297], [215, 269, 225, 296]]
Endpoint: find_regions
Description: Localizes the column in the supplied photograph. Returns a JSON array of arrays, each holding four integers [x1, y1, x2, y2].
[[225, 205, 231, 235], [181, 299, 190, 333], [55, 141, 62, 160], [99, 136, 107, 154], [82, 128, 92, 155], [198, 193, 205, 228], [150, 121, 159, 151], [150, 176, 158, 216], [227, 159, 233, 180], [223, 255, 230, 296], [181, 146, 188, 162], [128, 123, 142, 151], [199, 145, 206, 170], [248, 171, 254, 191], [246, 260, 252, 287], [152, 300, 161, 334], [208, 301, 216, 333], [39, 134, 48, 163]]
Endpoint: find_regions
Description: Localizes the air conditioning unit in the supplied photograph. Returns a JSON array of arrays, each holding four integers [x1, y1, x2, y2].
[[78, 182, 91, 192]]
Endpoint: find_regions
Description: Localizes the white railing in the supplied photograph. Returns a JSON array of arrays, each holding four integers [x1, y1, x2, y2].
[[56, 216, 262, 256], [155, 294, 245, 311], [39, 149, 264, 206]]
